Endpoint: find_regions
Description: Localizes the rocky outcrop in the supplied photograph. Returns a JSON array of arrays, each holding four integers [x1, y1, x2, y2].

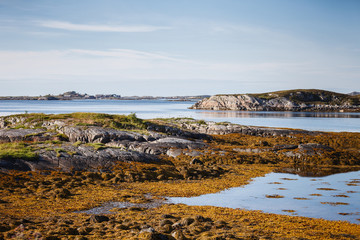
[[0, 144, 159, 172], [0, 129, 50, 142], [58, 126, 147, 143], [0, 113, 338, 172], [177, 119, 318, 137], [0, 121, 209, 171], [127, 137, 206, 155], [191, 90, 360, 112], [147, 124, 210, 140]]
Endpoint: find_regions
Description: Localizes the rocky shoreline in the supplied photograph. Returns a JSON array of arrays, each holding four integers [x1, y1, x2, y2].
[[0, 113, 359, 239], [0, 114, 330, 173], [190, 89, 360, 112]]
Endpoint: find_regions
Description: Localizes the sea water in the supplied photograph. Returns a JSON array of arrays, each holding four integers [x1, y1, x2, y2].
[[0, 99, 359, 132], [168, 170, 360, 224]]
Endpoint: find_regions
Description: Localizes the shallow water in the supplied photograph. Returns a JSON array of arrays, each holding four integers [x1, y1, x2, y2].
[[0, 99, 359, 132], [168, 170, 360, 224]]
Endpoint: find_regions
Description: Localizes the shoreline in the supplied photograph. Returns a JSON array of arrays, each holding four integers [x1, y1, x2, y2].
[[0, 113, 359, 239]]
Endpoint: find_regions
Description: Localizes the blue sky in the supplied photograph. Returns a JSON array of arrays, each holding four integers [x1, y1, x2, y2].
[[0, 0, 359, 96]]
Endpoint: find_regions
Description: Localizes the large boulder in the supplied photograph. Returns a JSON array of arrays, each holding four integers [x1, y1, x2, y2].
[[34, 144, 159, 171], [0, 129, 53, 142], [58, 126, 146, 143]]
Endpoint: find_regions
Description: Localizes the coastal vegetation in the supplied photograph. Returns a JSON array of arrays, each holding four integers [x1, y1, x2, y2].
[[0, 113, 359, 239], [3, 112, 147, 131]]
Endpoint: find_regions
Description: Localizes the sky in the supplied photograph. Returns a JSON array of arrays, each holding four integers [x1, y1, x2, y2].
[[0, 0, 359, 96]]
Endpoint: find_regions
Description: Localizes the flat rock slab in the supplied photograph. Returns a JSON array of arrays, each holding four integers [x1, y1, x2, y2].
[[0, 129, 47, 142], [59, 126, 147, 143], [34, 144, 159, 171]]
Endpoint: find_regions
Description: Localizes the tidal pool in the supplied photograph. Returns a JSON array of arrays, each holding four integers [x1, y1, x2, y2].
[[168, 170, 360, 224]]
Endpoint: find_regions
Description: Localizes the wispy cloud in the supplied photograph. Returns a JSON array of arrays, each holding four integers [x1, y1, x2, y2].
[[0, 49, 317, 82], [36, 20, 171, 32], [70, 49, 185, 62]]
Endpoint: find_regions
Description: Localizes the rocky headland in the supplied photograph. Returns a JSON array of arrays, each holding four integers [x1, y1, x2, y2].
[[0, 113, 359, 239], [191, 89, 360, 112]]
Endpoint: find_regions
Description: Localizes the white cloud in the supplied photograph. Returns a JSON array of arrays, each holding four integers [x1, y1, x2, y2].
[[70, 49, 185, 62], [37, 20, 171, 32], [0, 49, 310, 82]]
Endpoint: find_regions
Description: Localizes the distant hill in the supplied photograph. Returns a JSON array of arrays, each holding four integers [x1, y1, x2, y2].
[[190, 89, 360, 112], [348, 91, 360, 96], [0, 91, 209, 101]]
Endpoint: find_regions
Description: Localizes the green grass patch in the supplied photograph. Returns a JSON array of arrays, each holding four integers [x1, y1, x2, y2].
[[0, 142, 38, 161], [3, 112, 149, 132], [86, 143, 107, 151]]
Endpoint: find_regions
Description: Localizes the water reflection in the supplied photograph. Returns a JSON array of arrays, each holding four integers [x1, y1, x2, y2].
[[276, 165, 360, 177], [168, 170, 360, 224]]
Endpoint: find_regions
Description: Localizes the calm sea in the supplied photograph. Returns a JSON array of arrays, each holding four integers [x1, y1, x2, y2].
[[169, 170, 360, 224], [0, 99, 359, 132]]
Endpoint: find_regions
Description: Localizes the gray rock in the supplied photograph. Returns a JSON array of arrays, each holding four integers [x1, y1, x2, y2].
[[166, 149, 183, 158], [34, 144, 159, 171], [0, 119, 6, 128], [190, 92, 360, 112], [58, 126, 146, 143], [140, 227, 155, 233], [129, 137, 206, 156], [0, 129, 50, 142], [273, 144, 298, 151], [147, 124, 210, 140], [298, 143, 334, 156], [185, 150, 202, 157], [179, 120, 318, 137]]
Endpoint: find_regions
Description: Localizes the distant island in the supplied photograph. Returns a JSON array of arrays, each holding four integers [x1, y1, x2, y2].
[[190, 89, 360, 112], [0, 91, 210, 101]]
